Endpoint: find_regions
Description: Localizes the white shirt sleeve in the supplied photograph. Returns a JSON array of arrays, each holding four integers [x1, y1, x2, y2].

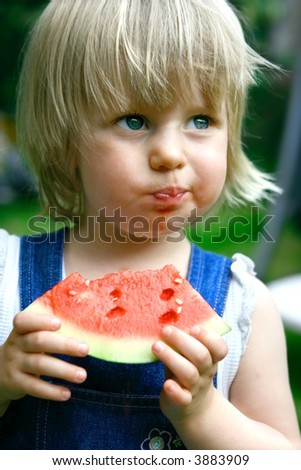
[[217, 253, 257, 399], [0, 229, 20, 344]]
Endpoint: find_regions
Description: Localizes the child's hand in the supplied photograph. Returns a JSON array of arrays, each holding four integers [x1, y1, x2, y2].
[[151, 325, 228, 425], [0, 310, 89, 410]]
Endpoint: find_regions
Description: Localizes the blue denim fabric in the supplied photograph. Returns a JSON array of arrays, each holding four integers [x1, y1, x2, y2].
[[0, 228, 232, 450]]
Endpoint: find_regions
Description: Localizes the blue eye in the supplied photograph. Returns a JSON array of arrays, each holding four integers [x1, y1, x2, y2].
[[187, 115, 210, 130], [117, 115, 146, 130]]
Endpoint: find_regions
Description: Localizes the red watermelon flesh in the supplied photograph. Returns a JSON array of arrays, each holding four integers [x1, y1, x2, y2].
[[24, 265, 231, 363]]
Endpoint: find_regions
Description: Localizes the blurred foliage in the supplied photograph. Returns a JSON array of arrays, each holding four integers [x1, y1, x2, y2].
[[0, 0, 47, 116], [231, 0, 294, 173], [232, 0, 285, 45]]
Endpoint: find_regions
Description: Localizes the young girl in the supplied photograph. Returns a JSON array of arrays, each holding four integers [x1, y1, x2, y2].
[[0, 0, 300, 450]]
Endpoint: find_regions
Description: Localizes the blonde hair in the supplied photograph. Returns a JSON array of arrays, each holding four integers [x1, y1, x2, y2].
[[17, 0, 280, 217]]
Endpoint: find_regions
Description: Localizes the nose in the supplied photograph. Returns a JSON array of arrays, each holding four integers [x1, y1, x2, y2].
[[148, 129, 187, 171]]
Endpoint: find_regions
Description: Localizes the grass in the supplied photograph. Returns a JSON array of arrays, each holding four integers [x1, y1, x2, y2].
[[286, 329, 301, 428], [1, 196, 301, 429]]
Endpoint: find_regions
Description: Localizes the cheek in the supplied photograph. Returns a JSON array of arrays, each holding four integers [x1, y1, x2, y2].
[[79, 140, 114, 185], [79, 146, 136, 215], [215, 156, 228, 187], [209, 139, 228, 185], [193, 152, 227, 206], [196, 151, 227, 184]]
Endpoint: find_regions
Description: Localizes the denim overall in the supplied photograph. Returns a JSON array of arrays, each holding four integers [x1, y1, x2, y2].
[[0, 229, 232, 450]]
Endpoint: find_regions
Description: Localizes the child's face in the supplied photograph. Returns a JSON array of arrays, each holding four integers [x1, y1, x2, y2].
[[78, 93, 228, 240]]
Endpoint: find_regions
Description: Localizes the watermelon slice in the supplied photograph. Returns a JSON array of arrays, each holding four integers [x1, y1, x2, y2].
[[24, 265, 231, 363]]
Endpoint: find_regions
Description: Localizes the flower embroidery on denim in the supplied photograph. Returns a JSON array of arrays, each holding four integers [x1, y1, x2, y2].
[[140, 428, 172, 450]]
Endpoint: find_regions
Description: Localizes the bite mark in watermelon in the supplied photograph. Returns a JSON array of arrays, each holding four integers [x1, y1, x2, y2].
[[24, 265, 231, 363]]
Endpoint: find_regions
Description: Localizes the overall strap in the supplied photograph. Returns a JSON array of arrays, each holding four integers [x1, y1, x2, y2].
[[19, 228, 65, 310], [187, 243, 233, 317], [187, 244, 232, 388]]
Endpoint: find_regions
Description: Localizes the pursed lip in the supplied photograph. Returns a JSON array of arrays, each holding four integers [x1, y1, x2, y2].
[[152, 186, 188, 200]]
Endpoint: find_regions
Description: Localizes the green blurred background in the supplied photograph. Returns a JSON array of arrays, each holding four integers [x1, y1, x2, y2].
[[0, 0, 300, 429]]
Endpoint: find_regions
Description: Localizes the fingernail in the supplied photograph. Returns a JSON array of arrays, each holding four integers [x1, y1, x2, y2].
[[62, 389, 71, 400], [191, 326, 201, 335], [78, 342, 89, 355], [76, 369, 86, 381], [51, 317, 61, 328], [152, 341, 165, 354], [162, 325, 173, 337]]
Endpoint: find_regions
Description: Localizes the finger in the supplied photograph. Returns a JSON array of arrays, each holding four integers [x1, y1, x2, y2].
[[161, 325, 213, 371], [23, 353, 87, 385], [19, 373, 72, 402], [21, 330, 89, 357], [152, 339, 199, 390], [13, 311, 61, 334], [162, 379, 192, 407], [190, 326, 228, 363]]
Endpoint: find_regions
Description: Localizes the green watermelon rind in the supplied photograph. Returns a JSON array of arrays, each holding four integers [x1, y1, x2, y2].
[[60, 314, 230, 363]]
